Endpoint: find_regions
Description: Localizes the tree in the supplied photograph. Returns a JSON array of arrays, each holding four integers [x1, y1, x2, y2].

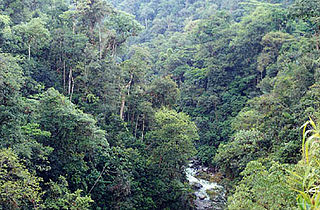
[[0, 0, 33, 24], [0, 14, 11, 46], [36, 88, 109, 190], [44, 176, 93, 210], [104, 10, 143, 56], [147, 76, 180, 109], [0, 148, 43, 209], [0, 53, 26, 149], [228, 159, 296, 209], [0, 53, 24, 104], [119, 46, 151, 120], [290, 0, 320, 50], [257, 31, 294, 81], [214, 130, 269, 179], [146, 108, 198, 178], [12, 18, 50, 60], [75, 0, 112, 40]]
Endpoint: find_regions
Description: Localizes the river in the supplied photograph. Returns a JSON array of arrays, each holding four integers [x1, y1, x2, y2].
[[186, 160, 226, 209]]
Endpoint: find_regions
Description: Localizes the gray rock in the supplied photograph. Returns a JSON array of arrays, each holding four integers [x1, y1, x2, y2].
[[198, 194, 206, 200], [194, 199, 213, 210], [192, 182, 203, 190]]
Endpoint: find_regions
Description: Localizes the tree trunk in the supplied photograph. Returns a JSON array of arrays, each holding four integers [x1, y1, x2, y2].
[[316, 26, 320, 51], [119, 74, 133, 120], [112, 40, 116, 57], [28, 44, 31, 60], [63, 60, 66, 92], [131, 112, 135, 127], [145, 18, 148, 29], [68, 67, 72, 95], [89, 23, 95, 43], [73, 20, 75, 34], [120, 95, 126, 120], [99, 24, 102, 59], [70, 77, 74, 101], [142, 114, 145, 141], [88, 163, 108, 194], [127, 109, 130, 123], [134, 115, 139, 138]]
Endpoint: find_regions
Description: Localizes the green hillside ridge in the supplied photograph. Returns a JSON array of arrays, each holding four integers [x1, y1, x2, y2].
[[0, 0, 319, 209]]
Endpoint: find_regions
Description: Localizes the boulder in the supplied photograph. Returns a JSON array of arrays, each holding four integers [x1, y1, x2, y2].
[[192, 182, 203, 190], [198, 194, 206, 200]]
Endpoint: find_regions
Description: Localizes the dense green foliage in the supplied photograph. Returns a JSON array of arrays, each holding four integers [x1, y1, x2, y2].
[[228, 159, 296, 209], [1, 0, 320, 209]]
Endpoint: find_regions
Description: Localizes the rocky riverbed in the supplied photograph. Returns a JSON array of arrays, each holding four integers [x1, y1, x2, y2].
[[186, 160, 226, 210]]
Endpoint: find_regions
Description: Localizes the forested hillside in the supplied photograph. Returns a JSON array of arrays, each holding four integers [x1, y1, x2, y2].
[[0, 0, 320, 209]]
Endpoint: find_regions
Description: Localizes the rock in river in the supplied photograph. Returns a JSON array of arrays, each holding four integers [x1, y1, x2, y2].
[[198, 194, 206, 200], [192, 182, 203, 190]]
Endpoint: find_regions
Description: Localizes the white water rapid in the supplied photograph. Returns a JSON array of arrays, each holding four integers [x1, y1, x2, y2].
[[186, 161, 226, 210]]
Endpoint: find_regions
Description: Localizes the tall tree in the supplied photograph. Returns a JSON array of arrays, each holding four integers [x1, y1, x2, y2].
[[12, 18, 50, 60], [146, 108, 198, 178]]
